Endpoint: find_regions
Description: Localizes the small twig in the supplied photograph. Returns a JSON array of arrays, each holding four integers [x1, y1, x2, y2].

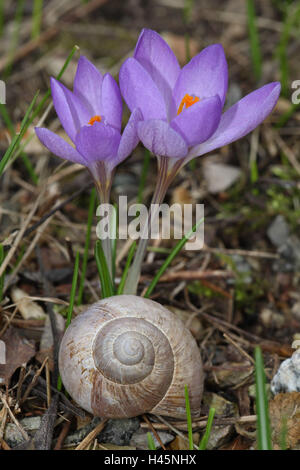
[[0, 306, 18, 338], [202, 245, 279, 259], [4, 216, 53, 293], [22, 182, 92, 239], [54, 414, 72, 450], [141, 415, 257, 432], [1, 395, 29, 441], [21, 356, 49, 405], [0, 438, 11, 450], [153, 414, 199, 450], [16, 366, 27, 405], [143, 414, 166, 450], [143, 270, 235, 283], [274, 133, 300, 176], [0, 191, 44, 277], [45, 359, 51, 408], [35, 246, 60, 387], [75, 420, 107, 450], [0, 407, 8, 441], [223, 333, 255, 365]]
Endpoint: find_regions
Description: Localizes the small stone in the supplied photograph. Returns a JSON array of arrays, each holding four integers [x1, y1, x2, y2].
[[271, 349, 300, 394], [206, 424, 234, 450], [267, 215, 290, 248], [4, 416, 41, 448], [64, 417, 140, 447], [203, 392, 238, 417], [97, 418, 140, 446], [203, 162, 241, 194], [130, 429, 174, 450]]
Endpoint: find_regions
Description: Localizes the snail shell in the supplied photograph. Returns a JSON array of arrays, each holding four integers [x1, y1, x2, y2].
[[59, 295, 204, 419]]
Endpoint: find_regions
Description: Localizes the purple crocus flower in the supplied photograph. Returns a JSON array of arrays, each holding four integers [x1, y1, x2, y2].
[[119, 28, 281, 295], [119, 28, 281, 178], [35, 56, 142, 201]]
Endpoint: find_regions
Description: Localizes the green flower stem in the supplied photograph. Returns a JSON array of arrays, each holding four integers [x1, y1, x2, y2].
[[92, 162, 114, 280], [123, 156, 183, 295]]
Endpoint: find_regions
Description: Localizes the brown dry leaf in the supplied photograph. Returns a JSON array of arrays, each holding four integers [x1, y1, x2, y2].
[[10, 287, 47, 320], [269, 392, 300, 450], [0, 327, 35, 386], [169, 433, 200, 450]]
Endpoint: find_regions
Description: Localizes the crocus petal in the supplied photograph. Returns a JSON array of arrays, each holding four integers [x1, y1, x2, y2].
[[75, 122, 121, 165], [35, 127, 85, 165], [173, 44, 228, 115], [51, 78, 91, 142], [137, 120, 188, 158], [187, 82, 281, 160], [134, 28, 180, 119], [73, 55, 103, 116], [171, 95, 222, 146], [117, 108, 143, 164], [101, 73, 122, 132], [119, 58, 167, 120]]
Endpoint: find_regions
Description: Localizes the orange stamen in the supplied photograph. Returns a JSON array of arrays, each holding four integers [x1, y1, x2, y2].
[[177, 94, 200, 115], [88, 115, 101, 125]]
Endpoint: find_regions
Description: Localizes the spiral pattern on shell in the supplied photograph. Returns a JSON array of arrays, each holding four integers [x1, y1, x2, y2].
[[59, 295, 203, 419]]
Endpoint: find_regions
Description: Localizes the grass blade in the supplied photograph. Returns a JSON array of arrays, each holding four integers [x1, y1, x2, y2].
[[184, 385, 194, 450], [147, 432, 157, 450], [4, 0, 25, 77], [247, 0, 262, 82], [0, 91, 39, 177], [95, 240, 114, 298], [117, 242, 136, 295], [0, 0, 4, 38], [276, 3, 300, 97], [32, 0, 43, 40], [66, 251, 80, 330], [199, 407, 215, 450], [144, 217, 204, 298], [255, 346, 272, 450], [0, 244, 4, 302], [77, 188, 96, 305], [183, 0, 194, 63]]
